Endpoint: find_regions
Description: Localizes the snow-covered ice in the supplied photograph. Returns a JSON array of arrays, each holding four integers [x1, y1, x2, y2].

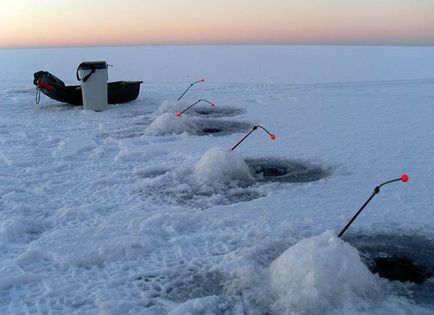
[[1, 45, 434, 314]]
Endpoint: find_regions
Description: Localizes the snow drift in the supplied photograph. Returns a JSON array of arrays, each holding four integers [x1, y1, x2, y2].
[[268, 230, 383, 314], [145, 112, 198, 135], [154, 100, 189, 116], [194, 146, 253, 185]]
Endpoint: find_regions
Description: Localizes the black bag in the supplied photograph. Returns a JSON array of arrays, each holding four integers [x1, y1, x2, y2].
[[33, 71, 65, 88]]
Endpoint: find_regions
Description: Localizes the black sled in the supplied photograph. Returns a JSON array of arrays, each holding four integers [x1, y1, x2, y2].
[[33, 71, 142, 105]]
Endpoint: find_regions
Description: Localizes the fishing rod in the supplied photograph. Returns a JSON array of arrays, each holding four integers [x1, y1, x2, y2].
[[338, 174, 409, 238], [231, 125, 276, 151], [176, 99, 215, 117], [177, 79, 205, 101]]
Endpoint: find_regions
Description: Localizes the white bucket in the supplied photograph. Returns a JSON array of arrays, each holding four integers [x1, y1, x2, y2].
[[77, 61, 108, 111]]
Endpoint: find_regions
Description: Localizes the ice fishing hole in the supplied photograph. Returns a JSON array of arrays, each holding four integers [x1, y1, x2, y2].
[[346, 233, 434, 304], [192, 106, 245, 118], [195, 120, 252, 137], [244, 158, 330, 183], [202, 127, 223, 134], [372, 257, 430, 284]]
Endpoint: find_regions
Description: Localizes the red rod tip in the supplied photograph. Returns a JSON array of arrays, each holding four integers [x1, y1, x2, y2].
[[201, 79, 205, 83], [211, 103, 216, 107], [270, 134, 276, 140], [401, 174, 409, 182], [176, 113, 183, 117]]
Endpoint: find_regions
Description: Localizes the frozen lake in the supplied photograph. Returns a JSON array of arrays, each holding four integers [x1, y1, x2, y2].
[[0, 45, 433, 314]]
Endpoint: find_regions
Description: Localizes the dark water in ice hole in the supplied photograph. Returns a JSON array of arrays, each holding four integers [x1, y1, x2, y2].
[[244, 158, 330, 183], [346, 233, 434, 305], [136, 158, 330, 209], [194, 119, 252, 136], [192, 106, 245, 118]]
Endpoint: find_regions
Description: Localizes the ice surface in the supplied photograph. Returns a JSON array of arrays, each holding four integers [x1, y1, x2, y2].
[[1, 45, 434, 314], [194, 147, 253, 185]]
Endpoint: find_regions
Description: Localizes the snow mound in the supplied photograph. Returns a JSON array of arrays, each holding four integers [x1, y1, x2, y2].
[[154, 100, 188, 115], [145, 113, 198, 135], [269, 230, 383, 314], [194, 147, 253, 185]]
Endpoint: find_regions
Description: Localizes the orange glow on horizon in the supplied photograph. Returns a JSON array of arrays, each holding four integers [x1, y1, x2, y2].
[[1, 0, 434, 48]]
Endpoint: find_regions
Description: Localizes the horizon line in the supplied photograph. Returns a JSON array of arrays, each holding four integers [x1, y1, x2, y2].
[[1, 42, 434, 50]]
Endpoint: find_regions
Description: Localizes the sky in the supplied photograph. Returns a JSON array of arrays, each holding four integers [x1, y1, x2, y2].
[[1, 0, 434, 48]]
